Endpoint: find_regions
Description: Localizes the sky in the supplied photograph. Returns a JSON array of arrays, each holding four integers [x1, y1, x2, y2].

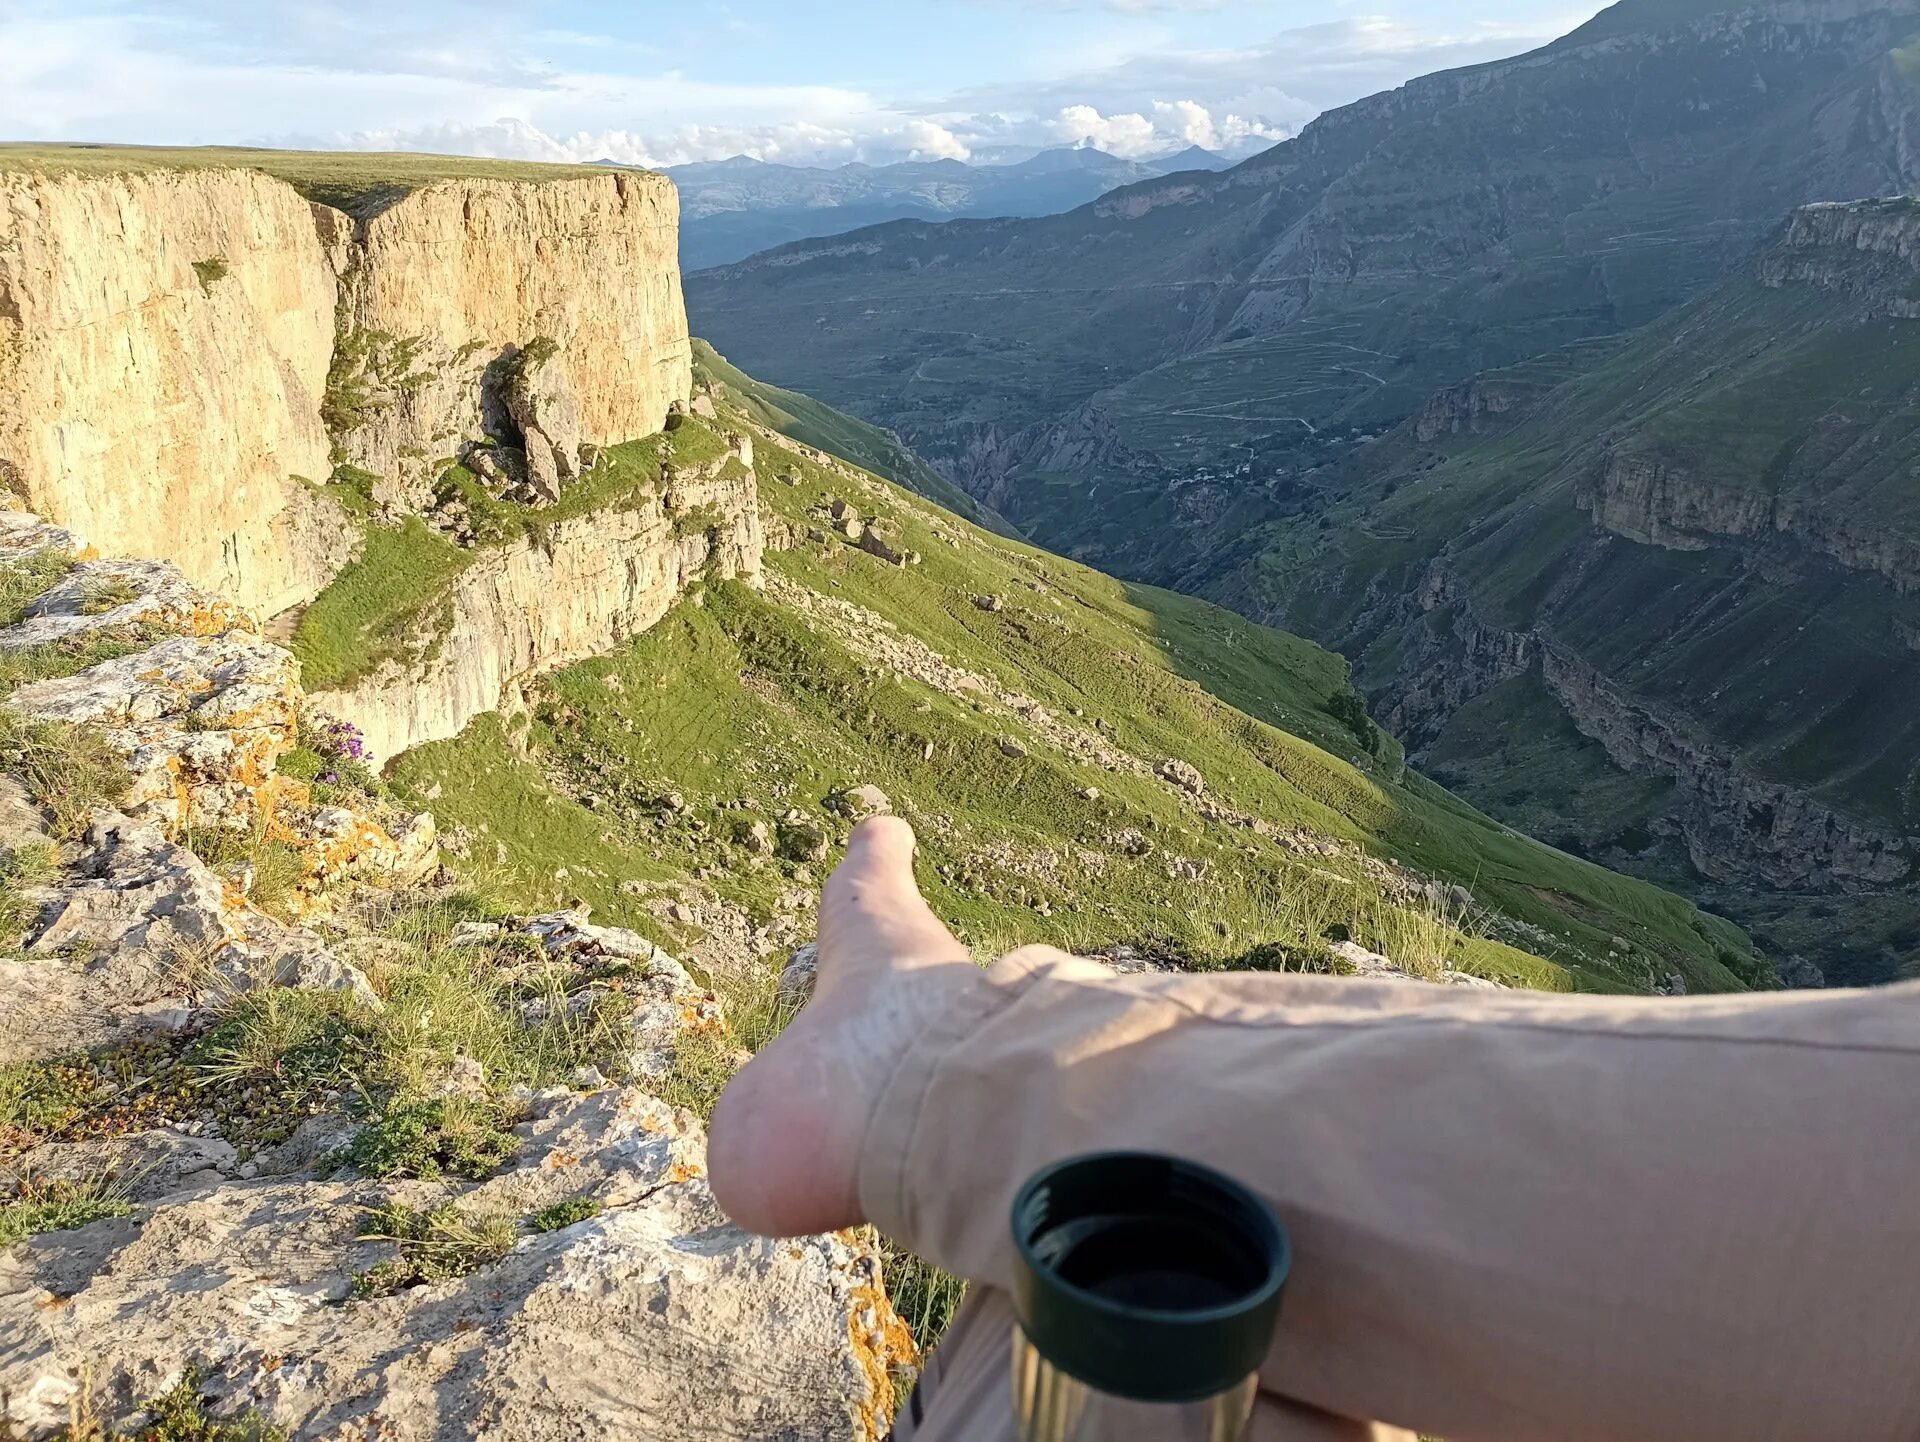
[[0, 0, 1611, 168]]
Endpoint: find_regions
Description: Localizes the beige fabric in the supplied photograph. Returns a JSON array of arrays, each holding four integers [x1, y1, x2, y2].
[[862, 947, 1920, 1442]]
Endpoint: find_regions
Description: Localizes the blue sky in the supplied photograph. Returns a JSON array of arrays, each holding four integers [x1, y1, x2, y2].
[[1, 1, 1609, 166]]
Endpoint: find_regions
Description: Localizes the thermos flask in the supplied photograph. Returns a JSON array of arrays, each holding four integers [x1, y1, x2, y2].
[[1009, 1152, 1290, 1442]]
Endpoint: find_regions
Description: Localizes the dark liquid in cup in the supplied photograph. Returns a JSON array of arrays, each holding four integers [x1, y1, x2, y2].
[[1049, 1215, 1263, 1313]]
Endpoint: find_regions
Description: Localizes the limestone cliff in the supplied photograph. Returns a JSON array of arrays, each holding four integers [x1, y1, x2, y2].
[[326, 173, 693, 510], [0, 163, 693, 615], [312, 438, 763, 761], [0, 169, 349, 616]]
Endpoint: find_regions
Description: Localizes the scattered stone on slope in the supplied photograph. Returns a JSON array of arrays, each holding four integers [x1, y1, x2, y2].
[[831, 784, 892, 818], [859, 528, 905, 566], [1155, 757, 1206, 794], [778, 814, 830, 862], [1329, 939, 1503, 990], [974, 594, 1002, 612]]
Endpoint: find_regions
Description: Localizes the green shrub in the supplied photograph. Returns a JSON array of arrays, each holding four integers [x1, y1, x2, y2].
[[328, 1095, 519, 1181], [350, 1200, 515, 1297], [527, 1194, 602, 1232], [190, 258, 229, 294], [1325, 688, 1380, 756]]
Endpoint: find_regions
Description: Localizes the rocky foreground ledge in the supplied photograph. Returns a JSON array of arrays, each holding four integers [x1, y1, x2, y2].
[[0, 512, 909, 1440]]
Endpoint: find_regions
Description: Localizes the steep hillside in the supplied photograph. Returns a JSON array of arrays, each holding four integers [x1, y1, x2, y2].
[[382, 387, 1770, 1000], [667, 148, 1228, 270], [692, 340, 1014, 534], [1249, 199, 1920, 984], [687, 0, 1920, 555]]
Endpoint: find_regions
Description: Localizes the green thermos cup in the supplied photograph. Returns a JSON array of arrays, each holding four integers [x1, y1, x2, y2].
[[1009, 1152, 1290, 1442]]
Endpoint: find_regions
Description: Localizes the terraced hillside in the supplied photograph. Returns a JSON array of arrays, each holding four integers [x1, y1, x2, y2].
[[1242, 200, 1920, 985], [380, 382, 1771, 999]]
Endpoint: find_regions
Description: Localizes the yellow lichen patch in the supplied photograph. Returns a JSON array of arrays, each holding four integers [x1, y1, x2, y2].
[[846, 1272, 919, 1442], [677, 995, 727, 1036], [666, 1159, 704, 1184], [542, 1149, 582, 1171]]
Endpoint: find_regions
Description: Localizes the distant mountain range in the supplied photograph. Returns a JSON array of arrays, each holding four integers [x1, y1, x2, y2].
[[627, 146, 1235, 270], [688, 0, 1920, 984]]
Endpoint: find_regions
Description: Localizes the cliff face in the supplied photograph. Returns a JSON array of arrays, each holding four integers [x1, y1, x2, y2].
[[330, 174, 693, 509], [0, 166, 693, 614], [0, 169, 350, 616], [1757, 197, 1920, 315], [313, 440, 763, 761], [1374, 562, 1911, 893]]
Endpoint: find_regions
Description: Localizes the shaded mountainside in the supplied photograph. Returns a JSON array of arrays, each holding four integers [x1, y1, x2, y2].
[[666, 148, 1231, 270], [1250, 199, 1920, 985], [687, 0, 1920, 539]]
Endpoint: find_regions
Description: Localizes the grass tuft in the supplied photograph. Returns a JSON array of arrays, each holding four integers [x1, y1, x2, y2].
[[0, 1173, 133, 1247], [527, 1194, 603, 1233], [326, 1095, 520, 1182], [350, 1199, 516, 1297]]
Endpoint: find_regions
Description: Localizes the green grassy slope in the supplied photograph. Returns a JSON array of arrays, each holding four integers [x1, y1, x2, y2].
[[0, 144, 615, 215], [382, 384, 1766, 997], [692, 340, 1016, 535]]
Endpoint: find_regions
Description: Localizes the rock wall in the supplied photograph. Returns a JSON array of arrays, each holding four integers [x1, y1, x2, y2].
[[329, 173, 693, 509], [0, 169, 351, 616], [313, 445, 763, 762], [1758, 197, 1920, 317], [0, 165, 694, 612], [1578, 446, 1920, 597], [1373, 561, 1909, 891]]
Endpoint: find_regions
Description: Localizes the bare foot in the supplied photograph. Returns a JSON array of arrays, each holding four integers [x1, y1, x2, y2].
[[708, 816, 981, 1237]]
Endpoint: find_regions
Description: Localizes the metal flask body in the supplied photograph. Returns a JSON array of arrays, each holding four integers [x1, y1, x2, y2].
[[1008, 1152, 1290, 1442]]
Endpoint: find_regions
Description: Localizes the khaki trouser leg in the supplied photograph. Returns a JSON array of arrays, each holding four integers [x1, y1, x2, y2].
[[892, 1290, 1407, 1442], [861, 947, 1920, 1442]]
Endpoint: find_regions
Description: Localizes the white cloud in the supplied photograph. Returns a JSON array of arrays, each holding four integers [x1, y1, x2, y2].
[[1050, 105, 1161, 157], [0, 3, 1601, 170]]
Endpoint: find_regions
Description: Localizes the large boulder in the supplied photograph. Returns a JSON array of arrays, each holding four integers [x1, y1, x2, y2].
[[503, 346, 585, 505]]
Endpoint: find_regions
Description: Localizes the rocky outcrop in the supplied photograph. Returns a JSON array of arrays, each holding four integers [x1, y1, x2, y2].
[[942, 404, 1154, 511], [1577, 448, 1920, 596], [1537, 643, 1908, 890], [1375, 561, 1910, 892], [328, 173, 692, 510], [1758, 197, 1920, 318], [313, 441, 763, 761], [0, 164, 693, 611], [0, 169, 352, 616], [1413, 375, 1539, 442], [0, 1079, 906, 1442]]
